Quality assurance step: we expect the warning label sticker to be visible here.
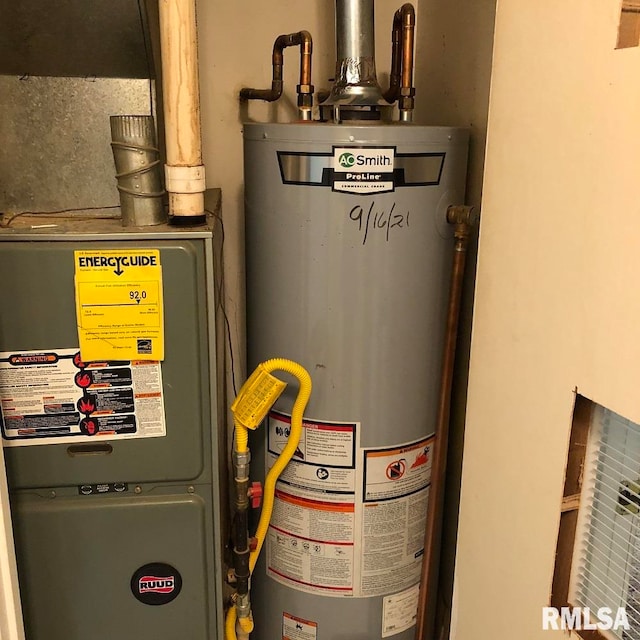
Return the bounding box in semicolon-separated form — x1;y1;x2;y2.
382;584;420;637
282;612;317;640
266;412;359;596
266;418;432;605
0;348;165;446
357;436;434;597
74;249;164;361
363;437;433;502
267;491;356;595
268;411;357;500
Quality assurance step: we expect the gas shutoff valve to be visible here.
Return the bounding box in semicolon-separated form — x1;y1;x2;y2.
249;482;263;509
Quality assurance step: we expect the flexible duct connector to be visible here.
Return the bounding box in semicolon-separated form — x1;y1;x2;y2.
109;115;167;227
226;358;312;640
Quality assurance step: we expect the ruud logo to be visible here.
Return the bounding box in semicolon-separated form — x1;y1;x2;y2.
139;576;175;594
131;563;182;606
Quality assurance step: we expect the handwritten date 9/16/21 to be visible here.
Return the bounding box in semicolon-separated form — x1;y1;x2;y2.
348;201;410;246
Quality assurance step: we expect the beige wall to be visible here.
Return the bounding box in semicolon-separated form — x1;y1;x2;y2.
452;1;640;638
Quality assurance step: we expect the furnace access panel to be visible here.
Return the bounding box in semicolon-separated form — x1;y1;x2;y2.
0;221;223;640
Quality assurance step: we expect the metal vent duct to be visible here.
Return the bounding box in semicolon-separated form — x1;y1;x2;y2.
322;0;388;108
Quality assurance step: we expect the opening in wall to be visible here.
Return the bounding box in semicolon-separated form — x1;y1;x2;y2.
552;395;640;639
617;1;640;49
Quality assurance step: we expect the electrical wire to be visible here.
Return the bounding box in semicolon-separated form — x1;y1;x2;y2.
136;0;155;117
0;206;121;228
207;208;239;397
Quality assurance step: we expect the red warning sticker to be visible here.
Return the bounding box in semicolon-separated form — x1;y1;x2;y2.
283;612;317;640
386;459;406;480
363;436;434;502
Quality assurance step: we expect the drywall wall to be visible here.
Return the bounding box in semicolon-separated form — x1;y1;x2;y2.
452;1;640;638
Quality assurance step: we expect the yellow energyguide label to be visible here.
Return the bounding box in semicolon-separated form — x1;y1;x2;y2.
74;249;164;361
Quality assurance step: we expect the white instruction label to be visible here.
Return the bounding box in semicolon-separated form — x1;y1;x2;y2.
282;612;317;640
382;584;420;637
267;417;434;601
0;348;165;446
358;436;434;596
268;411;357;501
266;412;358;595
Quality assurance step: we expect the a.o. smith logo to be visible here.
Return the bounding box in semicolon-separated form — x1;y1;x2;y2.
333;148;394;172
139;575;175;594
338;152;356;168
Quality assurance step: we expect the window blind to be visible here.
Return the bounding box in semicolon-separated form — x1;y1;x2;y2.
571;407;640;640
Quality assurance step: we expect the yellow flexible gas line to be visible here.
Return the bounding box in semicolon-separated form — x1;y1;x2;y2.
234;416;249;454
226;603;238;639
225;358;312;640
250;358;311;566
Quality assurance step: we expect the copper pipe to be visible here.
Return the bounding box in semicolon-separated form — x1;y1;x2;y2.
384;9;402;102
385;4;416;120
415;205;476;640
399;4;416;116
240;31;314;120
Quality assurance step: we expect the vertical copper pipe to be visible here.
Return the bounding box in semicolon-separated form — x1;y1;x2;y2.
400;5;415;94
299;32;313;87
384;4;416;120
398;3;415;121
415;206;475;640
384;10;402;102
296;31;314;120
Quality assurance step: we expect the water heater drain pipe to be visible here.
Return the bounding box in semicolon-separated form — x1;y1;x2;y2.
416;206;477;639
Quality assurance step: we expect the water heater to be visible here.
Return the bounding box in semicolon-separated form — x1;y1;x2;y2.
244;116;467;639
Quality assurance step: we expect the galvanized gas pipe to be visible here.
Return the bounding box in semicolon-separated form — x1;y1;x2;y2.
158;0;206;224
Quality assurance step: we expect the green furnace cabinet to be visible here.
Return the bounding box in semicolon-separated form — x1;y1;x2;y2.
0;220;224;640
